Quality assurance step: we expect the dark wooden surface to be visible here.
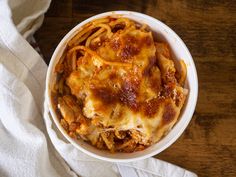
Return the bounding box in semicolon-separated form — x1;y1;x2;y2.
35;1;236;176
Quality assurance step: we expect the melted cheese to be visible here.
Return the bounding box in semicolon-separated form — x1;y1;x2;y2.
63;21;187;150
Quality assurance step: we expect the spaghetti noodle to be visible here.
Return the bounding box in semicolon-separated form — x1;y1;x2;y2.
52;17;188;152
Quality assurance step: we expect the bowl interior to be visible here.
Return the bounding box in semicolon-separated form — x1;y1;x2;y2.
46;11;198;162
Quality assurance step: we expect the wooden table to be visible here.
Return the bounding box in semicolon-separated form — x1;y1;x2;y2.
35;1;236;176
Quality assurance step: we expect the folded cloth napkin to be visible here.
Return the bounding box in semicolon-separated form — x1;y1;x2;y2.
0;0;198;177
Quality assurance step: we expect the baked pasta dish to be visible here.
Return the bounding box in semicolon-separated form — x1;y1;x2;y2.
51;17;188;152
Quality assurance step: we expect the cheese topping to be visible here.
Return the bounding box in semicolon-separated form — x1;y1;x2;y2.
52;17;187;152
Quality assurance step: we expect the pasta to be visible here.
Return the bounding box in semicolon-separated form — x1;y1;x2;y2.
51;17;188;152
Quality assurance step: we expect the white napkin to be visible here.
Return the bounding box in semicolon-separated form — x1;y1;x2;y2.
0;0;198;177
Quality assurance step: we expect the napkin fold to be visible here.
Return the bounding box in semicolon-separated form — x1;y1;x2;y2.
0;0;197;177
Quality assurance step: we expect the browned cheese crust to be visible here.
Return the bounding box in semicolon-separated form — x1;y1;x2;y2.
51;17;187;152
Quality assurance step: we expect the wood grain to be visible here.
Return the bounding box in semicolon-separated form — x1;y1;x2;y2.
35;0;236;176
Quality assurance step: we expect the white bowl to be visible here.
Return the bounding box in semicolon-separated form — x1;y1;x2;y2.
46;11;198;162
